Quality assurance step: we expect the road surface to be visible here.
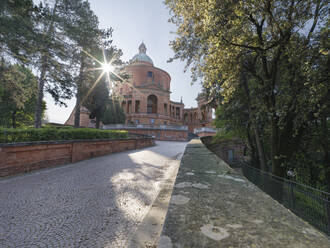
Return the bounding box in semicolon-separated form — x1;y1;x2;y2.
0;141;187;247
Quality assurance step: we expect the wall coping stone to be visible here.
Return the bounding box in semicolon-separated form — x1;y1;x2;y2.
159;138;330;247
0;137;154;147
103;124;188;131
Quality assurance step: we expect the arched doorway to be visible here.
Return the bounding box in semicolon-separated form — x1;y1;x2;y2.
147;95;157;114
194;112;197;123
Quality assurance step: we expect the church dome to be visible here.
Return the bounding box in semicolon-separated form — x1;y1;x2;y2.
131;42;153;65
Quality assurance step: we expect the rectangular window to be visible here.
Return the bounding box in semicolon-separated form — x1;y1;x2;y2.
135;100;140;113
147;71;153;78
135;119;139;124
164;103;167;115
150;118;155;124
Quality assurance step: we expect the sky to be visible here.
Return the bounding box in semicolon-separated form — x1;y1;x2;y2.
45;0;202;123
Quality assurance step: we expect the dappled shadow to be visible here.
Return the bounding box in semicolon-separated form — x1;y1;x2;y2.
0;141;186;247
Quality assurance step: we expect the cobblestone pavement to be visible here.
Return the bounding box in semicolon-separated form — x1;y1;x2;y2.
0;141;187;248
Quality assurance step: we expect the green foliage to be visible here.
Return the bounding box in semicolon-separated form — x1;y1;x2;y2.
166;0;330;188
82;46;127;128
0;63;46;128
101;99;126;125
0;127;128;143
0;0;36;64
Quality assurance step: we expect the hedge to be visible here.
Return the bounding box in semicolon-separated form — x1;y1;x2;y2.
0;128;128;143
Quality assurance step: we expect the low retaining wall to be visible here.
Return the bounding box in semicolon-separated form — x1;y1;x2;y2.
103;125;188;141
0;137;155;177
127;129;187;141
159;139;330;247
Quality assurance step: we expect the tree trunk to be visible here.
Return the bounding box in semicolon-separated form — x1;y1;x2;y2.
96;115;100;129
241;71;267;171
74;55;85;128
246;124;259;167
74;93;81;128
34;60;47;128
34;1;59;128
271;115;285;177
253;125;267;171
11;111;16;128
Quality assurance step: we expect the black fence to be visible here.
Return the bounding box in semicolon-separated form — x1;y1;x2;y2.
241;162;330;236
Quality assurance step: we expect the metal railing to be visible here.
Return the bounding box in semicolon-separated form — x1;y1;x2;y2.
241;162;330;235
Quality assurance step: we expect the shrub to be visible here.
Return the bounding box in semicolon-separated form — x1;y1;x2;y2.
0;128;128;143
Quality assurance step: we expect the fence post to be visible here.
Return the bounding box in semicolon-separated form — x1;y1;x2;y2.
290;181;295;211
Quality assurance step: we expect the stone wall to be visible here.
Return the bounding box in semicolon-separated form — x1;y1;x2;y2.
195;131;216;137
201;136;245;164
0;138;155;177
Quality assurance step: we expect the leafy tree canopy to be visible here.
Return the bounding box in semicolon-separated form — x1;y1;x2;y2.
0;63;46;128
166;0;330;187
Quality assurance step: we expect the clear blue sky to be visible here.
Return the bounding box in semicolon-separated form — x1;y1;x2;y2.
45;0;202;123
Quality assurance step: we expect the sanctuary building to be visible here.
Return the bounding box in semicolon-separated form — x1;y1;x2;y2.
66;43;216;140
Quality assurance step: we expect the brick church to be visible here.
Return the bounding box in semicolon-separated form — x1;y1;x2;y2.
66;43;215;139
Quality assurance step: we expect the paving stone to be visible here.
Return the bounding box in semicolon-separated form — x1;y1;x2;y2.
0;141;186;248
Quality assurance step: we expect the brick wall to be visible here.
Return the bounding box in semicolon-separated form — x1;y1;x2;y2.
0;138;155;177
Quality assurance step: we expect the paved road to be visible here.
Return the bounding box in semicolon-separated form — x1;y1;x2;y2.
0;141;187;248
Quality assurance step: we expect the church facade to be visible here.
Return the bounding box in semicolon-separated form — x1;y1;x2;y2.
66;43;215;138
117;42;213;132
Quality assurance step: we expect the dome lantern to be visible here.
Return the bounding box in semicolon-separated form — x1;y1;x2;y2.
131;42;153;65
139;42;147;54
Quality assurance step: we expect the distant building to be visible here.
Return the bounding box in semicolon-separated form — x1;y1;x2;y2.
65;42;215;138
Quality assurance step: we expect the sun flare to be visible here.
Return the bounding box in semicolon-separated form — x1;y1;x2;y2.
102;63;113;73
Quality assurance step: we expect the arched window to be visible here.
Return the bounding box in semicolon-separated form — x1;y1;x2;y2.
201;105;206;121
147;95;157;114
201;112;206;121
121;101;126;113
184;113;188;122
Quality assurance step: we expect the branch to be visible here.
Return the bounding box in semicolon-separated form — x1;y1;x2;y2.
306;0;322;44
222;38;263;51
265;0;284;37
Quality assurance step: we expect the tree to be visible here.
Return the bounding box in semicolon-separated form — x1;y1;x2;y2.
33;0;77;128
58;0;104;128
83;45;127;129
166;0;329;178
0;0;36;64
0;63;45;128
101;99;126;125
1;0;76;128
